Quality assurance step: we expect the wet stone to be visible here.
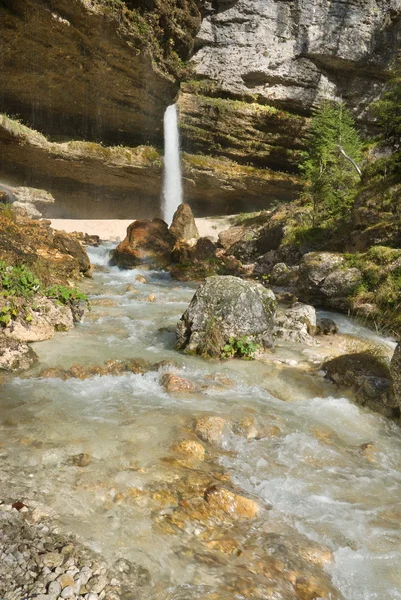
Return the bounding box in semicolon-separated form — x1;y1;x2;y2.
194;415;227;446
67;453;92;467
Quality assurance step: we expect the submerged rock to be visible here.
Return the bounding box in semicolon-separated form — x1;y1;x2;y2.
161;373;196;393
176;276;276;357
173;440;206;461
204;485;261;520
111;219;175;269
194;415;227;446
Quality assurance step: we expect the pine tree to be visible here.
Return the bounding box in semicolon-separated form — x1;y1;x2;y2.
301;101;363;226
373;62;401;172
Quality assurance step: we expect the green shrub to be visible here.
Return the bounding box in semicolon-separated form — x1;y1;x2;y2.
222;336;259;360
0;261;41;298
45;285;88;306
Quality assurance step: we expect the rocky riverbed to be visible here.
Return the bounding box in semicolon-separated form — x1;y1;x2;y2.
1;243;401;600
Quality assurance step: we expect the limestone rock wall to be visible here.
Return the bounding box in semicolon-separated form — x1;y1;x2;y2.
179;0;401;180
191;0;401;119
0;0;400;218
0;0;202;145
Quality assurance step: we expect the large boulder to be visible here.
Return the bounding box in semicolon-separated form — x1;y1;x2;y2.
1;297;74;343
170;204;199;243
297;252;362;310
111;218;175;269
176;276;277;357
322;352;397;418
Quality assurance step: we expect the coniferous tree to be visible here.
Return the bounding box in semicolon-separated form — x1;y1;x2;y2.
373;63;401;173
301;101;363;226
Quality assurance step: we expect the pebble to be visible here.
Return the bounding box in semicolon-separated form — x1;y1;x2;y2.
41;552;63;569
57;573;75;588
87;574;108;593
0;507;123;600
60;585;74;598
48;580;62;597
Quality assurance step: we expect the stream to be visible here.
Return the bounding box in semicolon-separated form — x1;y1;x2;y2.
1;244;401;600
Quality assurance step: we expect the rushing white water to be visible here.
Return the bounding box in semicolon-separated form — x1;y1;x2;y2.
1;244;401;599
162;104;183;225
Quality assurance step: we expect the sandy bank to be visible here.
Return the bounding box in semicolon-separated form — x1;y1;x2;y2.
49;216;232;242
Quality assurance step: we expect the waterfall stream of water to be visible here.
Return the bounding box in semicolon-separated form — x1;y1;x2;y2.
162;105;183;225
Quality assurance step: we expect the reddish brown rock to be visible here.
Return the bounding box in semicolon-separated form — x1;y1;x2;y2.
111;219;175;269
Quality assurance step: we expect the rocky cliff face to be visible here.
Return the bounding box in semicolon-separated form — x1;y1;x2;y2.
0;0;202;145
191;0;401;118
0;0;400;219
180;0;401;173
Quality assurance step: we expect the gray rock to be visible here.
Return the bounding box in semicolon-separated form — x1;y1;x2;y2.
86;575;108;594
48;580;62;597
191;0;400;121
316;318;338;336
60;585;74;598
274;302;317;344
40;552;63;569
176;275;277;357
0;335;38;372
270;263;295;286
323;352;397;418
297;252;362;310
390;343;401;415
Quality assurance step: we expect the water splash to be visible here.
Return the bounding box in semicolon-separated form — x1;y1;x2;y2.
162;104;183;225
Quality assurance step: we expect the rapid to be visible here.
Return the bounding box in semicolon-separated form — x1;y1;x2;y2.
1;243;401;600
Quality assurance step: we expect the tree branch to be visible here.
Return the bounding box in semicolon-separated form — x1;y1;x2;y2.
336;145;362;177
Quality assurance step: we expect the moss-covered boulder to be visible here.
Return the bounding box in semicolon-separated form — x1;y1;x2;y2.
0;210;91;284
322;352;397;418
297;252;362;310
391;343;401;410
176;275;277;357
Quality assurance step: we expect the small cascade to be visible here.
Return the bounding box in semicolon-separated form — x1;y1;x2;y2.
162;104;183;225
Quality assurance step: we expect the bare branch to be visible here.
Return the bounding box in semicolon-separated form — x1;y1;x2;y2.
336;145;362;177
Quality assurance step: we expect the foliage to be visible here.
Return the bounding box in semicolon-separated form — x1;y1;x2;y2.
0;304;18;326
222;336;259;360
0;261;88;327
0;261;41;298
373;62;401;158
344;247;401;336
300;101;363;226
45;285;89;312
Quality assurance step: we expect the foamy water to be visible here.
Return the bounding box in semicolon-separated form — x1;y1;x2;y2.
1;244;400;599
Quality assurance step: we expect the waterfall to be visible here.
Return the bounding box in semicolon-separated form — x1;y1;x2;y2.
162;104;183;225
